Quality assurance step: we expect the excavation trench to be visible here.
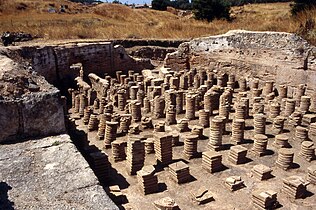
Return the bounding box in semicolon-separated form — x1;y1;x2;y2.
1;32;316;209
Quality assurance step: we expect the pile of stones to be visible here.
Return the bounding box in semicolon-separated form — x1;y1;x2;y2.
252;190;278;209
307;165;316;185
137;165;158;195
282;176;308;199
228;145;248;165
168;161;191;184
202;151;223;173
251;164;273;181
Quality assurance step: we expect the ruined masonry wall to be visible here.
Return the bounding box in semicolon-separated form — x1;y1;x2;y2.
164;30;316;94
0;89;65;142
20;42;153;85
0;41;153;142
0;53;66;142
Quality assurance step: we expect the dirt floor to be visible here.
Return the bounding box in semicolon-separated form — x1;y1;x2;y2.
70;91;316;210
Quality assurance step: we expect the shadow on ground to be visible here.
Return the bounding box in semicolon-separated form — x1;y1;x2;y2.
0;182;15;210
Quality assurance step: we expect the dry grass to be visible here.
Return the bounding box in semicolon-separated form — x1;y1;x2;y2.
292;8;316;44
0;1;315;44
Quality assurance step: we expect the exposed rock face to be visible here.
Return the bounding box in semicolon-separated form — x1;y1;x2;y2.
0;134;118;210
164;30;316;94
0;55;65;142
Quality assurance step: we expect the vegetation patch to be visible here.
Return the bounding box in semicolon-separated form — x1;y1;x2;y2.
0;1;315;44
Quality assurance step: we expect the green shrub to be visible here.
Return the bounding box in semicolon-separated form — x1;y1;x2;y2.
152;0;170;10
192;0;230;22
291;0;316;15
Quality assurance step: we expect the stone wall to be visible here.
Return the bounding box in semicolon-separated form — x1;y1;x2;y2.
127;46;177;61
112;39;186;48
0;91;66;143
164;30;316;93
8;41;153;86
0;40;157;142
0;55;65;143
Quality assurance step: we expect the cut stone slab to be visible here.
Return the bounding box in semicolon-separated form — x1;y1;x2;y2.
225;176;245;191
0;134;118;210
251;164;273;181
153;197;180;210
191;186;214;205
